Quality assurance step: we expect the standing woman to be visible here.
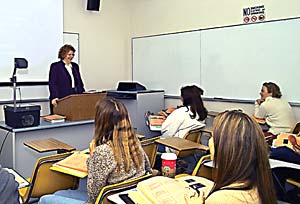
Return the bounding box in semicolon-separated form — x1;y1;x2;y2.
161;85;207;139
49;44;85;114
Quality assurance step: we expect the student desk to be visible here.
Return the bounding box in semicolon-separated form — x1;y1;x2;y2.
24;138;76;153
0;119;94;178
155;137;209;152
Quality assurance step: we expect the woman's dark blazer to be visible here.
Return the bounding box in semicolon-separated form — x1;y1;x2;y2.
49;60;85;100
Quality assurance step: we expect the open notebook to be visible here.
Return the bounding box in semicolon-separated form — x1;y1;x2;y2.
128;176;212;204
50;151;89;178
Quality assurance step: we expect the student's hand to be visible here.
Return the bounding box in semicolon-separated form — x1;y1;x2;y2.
158;111;168;119
184;191;205;204
256;98;264;105
51;98;59;107
89;139;96;156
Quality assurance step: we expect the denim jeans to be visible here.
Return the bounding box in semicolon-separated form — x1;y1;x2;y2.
38;178;88;204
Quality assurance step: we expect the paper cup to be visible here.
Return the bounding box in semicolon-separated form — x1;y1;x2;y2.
161;153;177;178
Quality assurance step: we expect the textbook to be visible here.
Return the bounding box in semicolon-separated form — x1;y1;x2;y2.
128;175;212;204
43;114;66;123
149;115;165;126
3;168;31;189
51;152;89;178
147;115;165;131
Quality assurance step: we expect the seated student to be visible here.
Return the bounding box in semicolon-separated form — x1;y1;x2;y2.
161;85;207;140
270;133;300;202
39;98;152;204
185;110;276;204
254;82;295;136
0;165;20;204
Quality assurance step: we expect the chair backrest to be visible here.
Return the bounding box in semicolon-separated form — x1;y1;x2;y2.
140;136;159;168
20;152;78;203
291;121;300;134
192;154;213;180
141;136;160;168
95;173;152;204
177;127;209;158
182;127;203;143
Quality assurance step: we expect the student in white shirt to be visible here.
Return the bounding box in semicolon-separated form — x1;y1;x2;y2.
157;85;207;173
161;85;207;140
254;82;295;135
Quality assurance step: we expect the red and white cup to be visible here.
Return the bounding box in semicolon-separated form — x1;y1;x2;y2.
161;153;177;178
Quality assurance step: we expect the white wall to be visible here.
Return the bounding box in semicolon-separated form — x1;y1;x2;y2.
64;0;132;91
130;0;300;36
129;0;300;122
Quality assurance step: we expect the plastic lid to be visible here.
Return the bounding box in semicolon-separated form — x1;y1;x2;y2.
161;152;177;160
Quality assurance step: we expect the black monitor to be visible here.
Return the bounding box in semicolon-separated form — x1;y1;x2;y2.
117;82;146;91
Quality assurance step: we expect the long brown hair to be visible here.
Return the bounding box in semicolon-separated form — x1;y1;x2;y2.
208;110;276;204
181;85;207;121
93;98;143;172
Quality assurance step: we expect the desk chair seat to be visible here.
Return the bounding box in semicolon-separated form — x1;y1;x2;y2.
95;173;152;204
19;152;78;204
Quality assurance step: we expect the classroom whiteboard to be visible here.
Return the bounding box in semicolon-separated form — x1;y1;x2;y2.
132;18;300;103
133;31;201;96
201;18;300;102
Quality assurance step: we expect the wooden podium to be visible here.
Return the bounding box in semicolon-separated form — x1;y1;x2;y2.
53;92;106;121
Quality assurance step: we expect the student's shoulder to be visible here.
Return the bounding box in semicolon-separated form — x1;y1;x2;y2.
206;188;258;204
94;144;114;157
170;106;188;114
268;97;290;107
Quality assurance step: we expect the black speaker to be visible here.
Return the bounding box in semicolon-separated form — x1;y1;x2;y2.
87;0;101;11
117;82;146;91
4;105;41;128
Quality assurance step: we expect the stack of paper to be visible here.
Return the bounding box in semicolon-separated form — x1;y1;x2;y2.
43;114;66;123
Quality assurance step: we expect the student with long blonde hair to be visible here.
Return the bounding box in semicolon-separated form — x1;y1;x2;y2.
186;110;276;204
39;98;151;204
